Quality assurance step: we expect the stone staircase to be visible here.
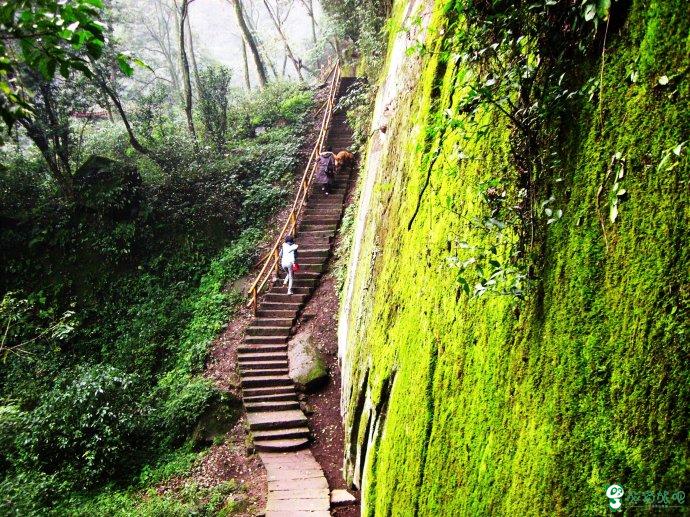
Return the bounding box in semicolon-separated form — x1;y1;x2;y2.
240;77;357;453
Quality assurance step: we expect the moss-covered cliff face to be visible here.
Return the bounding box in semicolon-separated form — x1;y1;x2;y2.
339;0;689;514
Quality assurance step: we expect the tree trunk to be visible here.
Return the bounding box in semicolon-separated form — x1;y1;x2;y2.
185;14;202;94
331;37;343;64
261;0;304;81
156;0;182;97
297;0;317;44
241;39;251;90
19;118;75;200
177;0;198;142
242;7;279;79
90;70;150;157
230;0;267;89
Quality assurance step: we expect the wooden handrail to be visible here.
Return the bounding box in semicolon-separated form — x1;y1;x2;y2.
246;64;342;314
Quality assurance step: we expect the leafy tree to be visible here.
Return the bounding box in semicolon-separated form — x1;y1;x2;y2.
0;1;152;198
0;0;109;134
197;66;231;152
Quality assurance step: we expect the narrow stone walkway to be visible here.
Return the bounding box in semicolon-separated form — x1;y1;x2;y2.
238;76;357;514
261;450;330;516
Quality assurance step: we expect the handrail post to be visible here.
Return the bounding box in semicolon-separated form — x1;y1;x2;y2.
274;248;280;275
290;212;297;236
252;288;257;315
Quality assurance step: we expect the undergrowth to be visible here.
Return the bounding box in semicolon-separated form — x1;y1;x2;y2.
0;82;314;514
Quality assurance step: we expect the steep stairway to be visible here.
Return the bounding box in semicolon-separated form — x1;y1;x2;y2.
240;77;357;454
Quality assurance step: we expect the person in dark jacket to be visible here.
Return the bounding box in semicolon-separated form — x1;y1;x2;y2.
315;146;336;194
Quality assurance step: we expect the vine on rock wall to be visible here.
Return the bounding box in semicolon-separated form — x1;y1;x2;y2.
409;0;627;298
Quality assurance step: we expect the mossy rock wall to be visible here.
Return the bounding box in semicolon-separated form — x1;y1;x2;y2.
339;0;690;514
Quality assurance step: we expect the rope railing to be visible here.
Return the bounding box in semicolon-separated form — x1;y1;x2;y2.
246;63;342;314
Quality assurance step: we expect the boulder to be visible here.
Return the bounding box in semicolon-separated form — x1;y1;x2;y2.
288;332;329;392
192;392;242;448
74;155;141;218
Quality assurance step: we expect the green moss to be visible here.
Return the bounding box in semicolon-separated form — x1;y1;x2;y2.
295;355;328;388
341;0;690;515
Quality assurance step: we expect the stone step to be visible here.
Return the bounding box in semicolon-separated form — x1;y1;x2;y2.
247;409;308;430
238;352;287;362
239;360;289;370
259;301;303;312
311;188;346;196
302;211;342;218
309;195;345;203
243;385;295;397
294;236;332;246
251;318;295;328
304;199;344;206
251;426;310;441
287;270;321;279
246;326;292;337
244;335;288;345
264;293;308;303
304;202;345;209
298;263;324;273
238;343;288;354
254;437;310;452
240;367;289;377
268;286;311;295
310;188;345;196
302;209;343;217
301;216;341;225
295;230;335;238
265;497;329;512
272;277;316;287
295;248;330;258
241;375;294;389
300;222;338;230
257;308;300;319
304;205;343;212
296;258;326;265
243;392;296;403
245;400;300;412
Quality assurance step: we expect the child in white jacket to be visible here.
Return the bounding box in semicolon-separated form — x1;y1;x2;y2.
280;235;298;295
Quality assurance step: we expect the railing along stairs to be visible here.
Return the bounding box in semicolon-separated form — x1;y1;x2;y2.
246;64;342;314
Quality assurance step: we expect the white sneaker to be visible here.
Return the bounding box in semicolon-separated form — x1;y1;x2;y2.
287;290;293;295
282;277;288;285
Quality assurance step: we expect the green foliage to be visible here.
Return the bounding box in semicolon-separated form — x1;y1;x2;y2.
0;0;106;130
56;479;247;517
322;0;393;77
0;0;140;146
0;79;314;512
336;80;376;154
0;291;76;362
17;365;146;489
341;0;689;514
198;66;232;152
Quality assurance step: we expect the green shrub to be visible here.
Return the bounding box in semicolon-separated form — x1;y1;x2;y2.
18;365;148;489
